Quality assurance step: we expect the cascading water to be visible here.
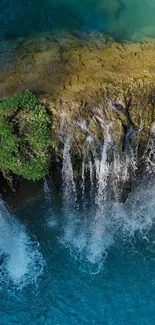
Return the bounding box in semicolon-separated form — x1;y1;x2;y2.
1;120;155;324
95;123;112;204
89;159;94;196
61;118;155;270
61;137;78;248
145;123;155;172
44;178;58;228
81;151;86;199
62;136;77;208
0;199;44;287
44;178;52;202
87;123;114;265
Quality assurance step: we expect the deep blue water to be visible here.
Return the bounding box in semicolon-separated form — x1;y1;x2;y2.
1;187;155;324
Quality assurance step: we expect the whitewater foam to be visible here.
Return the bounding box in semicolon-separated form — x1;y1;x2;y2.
0;200;44;288
61;119;155;270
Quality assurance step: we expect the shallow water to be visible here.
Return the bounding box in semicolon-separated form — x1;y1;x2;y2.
0;0;155;41
1;183;155;324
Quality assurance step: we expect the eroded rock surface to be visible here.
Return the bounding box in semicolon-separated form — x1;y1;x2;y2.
1;32;155;183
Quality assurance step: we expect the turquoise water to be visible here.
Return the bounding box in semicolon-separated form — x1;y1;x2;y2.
1;1;155;323
1;183;155;324
1;0;155;41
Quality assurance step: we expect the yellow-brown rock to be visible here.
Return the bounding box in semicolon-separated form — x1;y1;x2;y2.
1;32;155;153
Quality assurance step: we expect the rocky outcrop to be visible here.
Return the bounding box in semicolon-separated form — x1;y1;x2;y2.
1;32;155;189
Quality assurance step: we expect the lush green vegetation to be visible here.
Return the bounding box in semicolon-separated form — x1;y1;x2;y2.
0;90;51;180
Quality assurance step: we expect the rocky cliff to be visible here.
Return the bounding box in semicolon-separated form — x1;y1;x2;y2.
1;32;155;191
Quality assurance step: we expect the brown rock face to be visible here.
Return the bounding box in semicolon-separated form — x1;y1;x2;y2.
1;32;155;172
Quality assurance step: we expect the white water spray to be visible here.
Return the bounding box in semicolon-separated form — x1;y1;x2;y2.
61;137;78;246
62;137;76;207
96;123;112;205
0;199;44;287
89;159;94;195
81;151;86;198
87;124;113;264
144;123;155;172
61;117;155;269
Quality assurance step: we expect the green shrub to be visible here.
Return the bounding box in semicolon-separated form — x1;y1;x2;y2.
0;90;51;180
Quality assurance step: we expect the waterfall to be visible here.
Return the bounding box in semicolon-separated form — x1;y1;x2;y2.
61;137;78;246
89;159;94;196
87;124;113;264
112;152;130;201
44;178;58;228
60;117;155;269
145;123;155;172
0;199;44;286
95;124;112;205
44;178;51;202
81;152;86;199
62;137;76;207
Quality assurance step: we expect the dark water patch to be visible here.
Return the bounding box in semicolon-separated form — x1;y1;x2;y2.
0;0;155;42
